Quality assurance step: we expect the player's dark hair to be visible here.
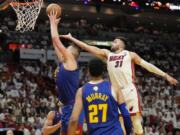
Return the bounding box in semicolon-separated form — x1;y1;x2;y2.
88;58;104;77
71;45;81;58
116;36;127;48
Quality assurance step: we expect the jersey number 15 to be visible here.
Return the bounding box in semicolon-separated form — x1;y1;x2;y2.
88;104;108;123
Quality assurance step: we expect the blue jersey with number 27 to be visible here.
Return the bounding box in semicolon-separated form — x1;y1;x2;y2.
82;81;124;135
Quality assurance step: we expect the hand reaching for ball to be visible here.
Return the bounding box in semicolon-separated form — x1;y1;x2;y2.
46;3;62;25
48;10;61;25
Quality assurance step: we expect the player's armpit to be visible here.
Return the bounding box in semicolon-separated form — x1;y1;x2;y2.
52;37;74;61
68;88;83;135
53;44;63;62
129;52;141;65
42;111;61;135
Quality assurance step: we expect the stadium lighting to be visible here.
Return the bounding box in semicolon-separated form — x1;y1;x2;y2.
145;2;149;6
84;0;88;5
169;4;180;11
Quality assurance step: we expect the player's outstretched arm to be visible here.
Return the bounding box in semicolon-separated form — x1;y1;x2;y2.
68;88;83;135
130;52;179;86
42;111;61;135
48;11;74;62
60;33;110;59
113;84;132;135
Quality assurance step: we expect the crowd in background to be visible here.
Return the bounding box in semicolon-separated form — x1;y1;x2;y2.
0;12;180;135
0;14;180;50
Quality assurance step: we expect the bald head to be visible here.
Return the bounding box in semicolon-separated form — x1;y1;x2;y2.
6;130;14;135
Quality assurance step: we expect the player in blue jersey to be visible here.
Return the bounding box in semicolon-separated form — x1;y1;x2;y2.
68;58;132;135
42;102;62;135
48;10;84;135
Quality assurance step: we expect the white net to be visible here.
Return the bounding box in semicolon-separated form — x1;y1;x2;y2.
10;0;43;33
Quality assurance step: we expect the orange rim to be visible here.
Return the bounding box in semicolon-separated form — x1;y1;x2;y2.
2;4;9;10
10;0;41;6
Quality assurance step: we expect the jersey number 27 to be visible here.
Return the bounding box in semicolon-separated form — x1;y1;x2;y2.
88;104;108;123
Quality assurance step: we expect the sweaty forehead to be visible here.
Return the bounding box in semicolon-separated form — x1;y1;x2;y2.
114;39;120;42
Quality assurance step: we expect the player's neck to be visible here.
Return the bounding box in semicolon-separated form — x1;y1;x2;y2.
114;48;124;54
89;77;103;83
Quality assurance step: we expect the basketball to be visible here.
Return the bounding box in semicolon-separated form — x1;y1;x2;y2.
0;0;13;10
46;3;62;18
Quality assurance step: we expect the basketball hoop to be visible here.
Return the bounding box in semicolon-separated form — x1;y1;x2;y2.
10;0;43;33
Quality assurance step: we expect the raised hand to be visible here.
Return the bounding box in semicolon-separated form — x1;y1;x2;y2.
48;10;61;25
165;74;179;86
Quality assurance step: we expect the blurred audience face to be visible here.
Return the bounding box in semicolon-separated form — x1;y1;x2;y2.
168;132;173;135
175;131;180;135
6;130;14;135
41;112;45;118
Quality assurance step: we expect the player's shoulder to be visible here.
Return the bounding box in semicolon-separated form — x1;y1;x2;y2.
122;50;131;54
101;49;110;56
104;80;112;89
127;51;136;54
81;82;90;92
128;51;138;59
101;49;110;53
103;80;111;85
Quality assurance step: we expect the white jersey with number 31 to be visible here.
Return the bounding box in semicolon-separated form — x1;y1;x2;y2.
107;50;135;88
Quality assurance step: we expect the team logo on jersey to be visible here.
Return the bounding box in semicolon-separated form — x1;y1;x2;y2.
129;106;134;112
93;86;98;91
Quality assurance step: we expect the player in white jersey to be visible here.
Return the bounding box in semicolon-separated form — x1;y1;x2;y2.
60;34;178;135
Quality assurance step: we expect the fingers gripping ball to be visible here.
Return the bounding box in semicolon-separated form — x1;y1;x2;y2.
46;3;62;18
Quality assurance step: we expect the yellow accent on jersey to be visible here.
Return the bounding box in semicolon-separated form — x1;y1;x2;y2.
89;105;98;123
88;104;108;123
99;104;108;122
86;93;109;103
54;66;60;81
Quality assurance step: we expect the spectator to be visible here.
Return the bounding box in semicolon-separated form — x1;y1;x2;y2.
6;130;14;135
39;112;46;127
20;123;30;135
34;126;41;135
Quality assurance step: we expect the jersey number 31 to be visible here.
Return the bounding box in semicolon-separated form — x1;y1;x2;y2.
88;104;108;123
115;60;123;68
